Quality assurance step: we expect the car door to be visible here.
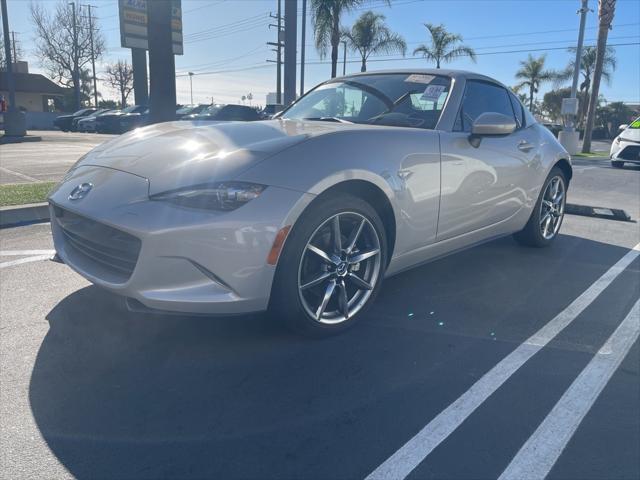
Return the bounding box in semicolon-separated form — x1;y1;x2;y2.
437;80;538;240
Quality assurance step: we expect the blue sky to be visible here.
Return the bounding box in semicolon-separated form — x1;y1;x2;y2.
5;0;640;106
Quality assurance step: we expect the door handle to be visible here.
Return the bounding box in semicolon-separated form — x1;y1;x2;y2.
518;141;534;152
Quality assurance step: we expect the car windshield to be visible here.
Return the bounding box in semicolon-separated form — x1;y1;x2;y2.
629;117;640;129
72;108;92;116
282;73;452;130
202;104;225;115
122;105;141;113
176;105;196;114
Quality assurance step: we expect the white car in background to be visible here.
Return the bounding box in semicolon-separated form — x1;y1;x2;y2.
610;117;640;168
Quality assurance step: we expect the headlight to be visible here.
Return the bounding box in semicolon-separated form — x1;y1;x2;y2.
150;182;267;211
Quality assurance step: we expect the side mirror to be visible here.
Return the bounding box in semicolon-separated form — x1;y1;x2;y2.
468;112;517;148
471;112;517;136
618;124;628;131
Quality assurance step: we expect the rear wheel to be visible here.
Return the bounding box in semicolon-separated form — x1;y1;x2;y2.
270;193;387;336
514;167;567;247
611;160;624;168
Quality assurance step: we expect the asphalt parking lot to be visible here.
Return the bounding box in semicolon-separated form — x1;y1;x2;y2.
1;156;639;479
0;131;116;184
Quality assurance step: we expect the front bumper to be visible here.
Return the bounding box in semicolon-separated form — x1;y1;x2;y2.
50;166;313;315
610;140;640;164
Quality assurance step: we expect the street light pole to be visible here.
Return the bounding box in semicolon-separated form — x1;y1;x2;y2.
1;0;26;136
69;1;81;110
82;4;99;107
188;72;194;104
300;0;306;96
558;0;590;155
342;40;347;76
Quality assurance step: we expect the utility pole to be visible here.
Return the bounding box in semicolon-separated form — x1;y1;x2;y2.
267;0;283;105
342;40;347;76
558;0;589;155
1;0;26;135
69;1;81;110
188;72;194;104
283;0;297;106
82;4;99;107
300;0;306;96
10;31;17;62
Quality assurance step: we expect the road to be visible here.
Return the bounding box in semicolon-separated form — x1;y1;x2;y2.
1;157;639;479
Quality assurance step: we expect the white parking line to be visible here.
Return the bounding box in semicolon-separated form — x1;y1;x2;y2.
0;250;56;256
0;166;40;183
0;254;54;269
366;243;640;480
498;297;640;480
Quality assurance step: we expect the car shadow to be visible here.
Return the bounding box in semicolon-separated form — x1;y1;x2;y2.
28;234;633;479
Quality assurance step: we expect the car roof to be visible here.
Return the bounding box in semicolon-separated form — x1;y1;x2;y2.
335;68;507;89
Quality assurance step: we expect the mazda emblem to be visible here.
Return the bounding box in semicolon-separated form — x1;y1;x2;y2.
68;183;93;201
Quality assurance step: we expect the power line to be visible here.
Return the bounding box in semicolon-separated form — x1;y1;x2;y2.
176;41;640;78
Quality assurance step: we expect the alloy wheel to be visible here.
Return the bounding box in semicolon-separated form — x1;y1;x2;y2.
539;176;566;240
297;212;382;324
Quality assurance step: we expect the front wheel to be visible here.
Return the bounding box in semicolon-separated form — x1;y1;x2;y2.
269;193;387;337
514;167;567;247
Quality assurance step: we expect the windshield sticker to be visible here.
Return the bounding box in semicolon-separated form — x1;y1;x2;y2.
405;74;435;84
420;84;446;101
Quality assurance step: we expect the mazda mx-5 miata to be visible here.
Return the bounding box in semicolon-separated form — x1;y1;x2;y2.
49;70;571;335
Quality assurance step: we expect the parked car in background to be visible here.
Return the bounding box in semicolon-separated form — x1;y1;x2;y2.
542;122;563;138
95;105;147;134
182;104;260;122
176;104;210;120
74;109;111;132
118;108;150;133
49;69;571;336
53;108;97;132
610;117;640;168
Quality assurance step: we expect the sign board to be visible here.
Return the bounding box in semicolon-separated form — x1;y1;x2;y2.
561;97;579;116
119;0;183;55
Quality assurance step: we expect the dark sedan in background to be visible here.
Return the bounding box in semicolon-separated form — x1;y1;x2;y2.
95;105;147;134
182;104;260;122
53;108;97;132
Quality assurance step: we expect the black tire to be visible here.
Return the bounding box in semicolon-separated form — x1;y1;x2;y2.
611;160;624;168
269;193;388;337
514;166;567;248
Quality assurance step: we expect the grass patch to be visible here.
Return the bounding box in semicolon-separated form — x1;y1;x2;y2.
572;151;609;158
0;182;56;207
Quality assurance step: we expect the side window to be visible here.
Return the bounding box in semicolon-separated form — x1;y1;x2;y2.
216;106;235;121
509;91;525;129
455;80;516;132
239;107;259;121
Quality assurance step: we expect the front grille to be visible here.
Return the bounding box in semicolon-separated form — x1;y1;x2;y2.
54;206;141;281
619;145;640;161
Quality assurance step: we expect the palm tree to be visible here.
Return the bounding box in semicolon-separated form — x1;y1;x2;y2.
515;54;557;112
559;46;616;123
583;0;617;153
342;11;406;72
311;0;389;78
412;23;476;69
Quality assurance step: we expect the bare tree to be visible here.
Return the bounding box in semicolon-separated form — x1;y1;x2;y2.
104;61;134;108
30;1;105;110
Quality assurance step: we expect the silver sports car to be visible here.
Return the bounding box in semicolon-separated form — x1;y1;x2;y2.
49;70;571;335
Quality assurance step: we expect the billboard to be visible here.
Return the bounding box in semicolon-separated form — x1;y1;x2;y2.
119;0;183;55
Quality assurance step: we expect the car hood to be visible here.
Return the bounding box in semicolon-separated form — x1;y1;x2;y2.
76;119;350;194
619;127;640;142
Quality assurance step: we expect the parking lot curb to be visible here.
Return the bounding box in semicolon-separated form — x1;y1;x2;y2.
0;202;50;228
0;135;43;144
